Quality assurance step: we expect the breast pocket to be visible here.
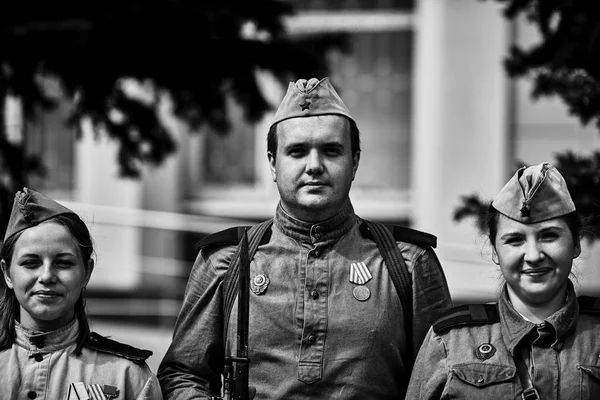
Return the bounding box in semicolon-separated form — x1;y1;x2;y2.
446;363;516;400
578;364;600;399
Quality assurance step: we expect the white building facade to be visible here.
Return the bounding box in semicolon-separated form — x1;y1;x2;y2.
9;0;600;314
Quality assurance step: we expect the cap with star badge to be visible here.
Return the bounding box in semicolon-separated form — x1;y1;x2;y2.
3;187;78;242
492;162;576;223
270;77;356;129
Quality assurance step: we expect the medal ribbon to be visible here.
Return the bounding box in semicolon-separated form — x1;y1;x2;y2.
350;262;372;285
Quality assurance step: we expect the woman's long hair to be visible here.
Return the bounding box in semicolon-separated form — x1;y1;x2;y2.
0;214;94;354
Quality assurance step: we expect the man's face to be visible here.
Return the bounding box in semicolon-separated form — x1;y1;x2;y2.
268;115;360;222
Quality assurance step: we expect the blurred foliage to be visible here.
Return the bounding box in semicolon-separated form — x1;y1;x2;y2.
456;1;600;239
491;0;600;129
454;152;600;239
0;0;349;236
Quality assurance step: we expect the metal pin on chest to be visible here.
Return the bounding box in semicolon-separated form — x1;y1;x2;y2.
250;274;269;295
475;343;496;361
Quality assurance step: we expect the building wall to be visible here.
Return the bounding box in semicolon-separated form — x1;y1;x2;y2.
9;0;598;305
68;0;600;300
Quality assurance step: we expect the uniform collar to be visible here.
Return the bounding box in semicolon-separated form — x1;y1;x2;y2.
274;201;356;243
15;318;78;353
498;279;578;355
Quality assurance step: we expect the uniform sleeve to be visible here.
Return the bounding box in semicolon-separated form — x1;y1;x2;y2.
157;248;230;399
138;372;165;400
405;327;449;400
411;247;452;359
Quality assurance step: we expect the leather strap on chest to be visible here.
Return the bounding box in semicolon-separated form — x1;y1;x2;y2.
220;218;414;362
222;219;273;341
514;346;540;400
361;220;413;351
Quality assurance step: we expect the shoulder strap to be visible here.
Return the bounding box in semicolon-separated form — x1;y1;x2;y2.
361;220;412;318
514;346;540;400
195;226;251;253
361;220;413;365
433;304;500;333
84;332;152;364
578;296;600;313
384;224;437;248
222;219;274;340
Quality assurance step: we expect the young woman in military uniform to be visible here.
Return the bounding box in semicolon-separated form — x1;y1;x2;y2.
0;188;163;399
406;162;600;400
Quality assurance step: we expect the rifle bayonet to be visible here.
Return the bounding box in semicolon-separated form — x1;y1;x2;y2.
235;229;251;399
224;229;251;400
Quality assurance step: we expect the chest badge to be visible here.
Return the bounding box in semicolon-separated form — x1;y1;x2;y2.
475;343;496;361
66;383;119;399
250;274;270;295
349;262;372;301
101;385;119;399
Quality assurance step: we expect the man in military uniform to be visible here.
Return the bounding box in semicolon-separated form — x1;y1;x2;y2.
158;77;452;399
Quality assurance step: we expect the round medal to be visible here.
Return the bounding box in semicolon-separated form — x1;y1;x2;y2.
353;285;371;301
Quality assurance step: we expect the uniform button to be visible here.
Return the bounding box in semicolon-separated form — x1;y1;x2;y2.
27;391;37;399
34;353;43;362
308;335;316;345
311;290;319;300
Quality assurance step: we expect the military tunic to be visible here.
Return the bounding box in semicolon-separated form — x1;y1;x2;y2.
406;280;600;399
0;318;163;400
159;202;452;400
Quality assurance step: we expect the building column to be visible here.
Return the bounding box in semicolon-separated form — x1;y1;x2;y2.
411;0;510;301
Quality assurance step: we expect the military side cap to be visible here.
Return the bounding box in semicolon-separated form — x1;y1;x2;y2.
270;77;355;129
492;162;576;223
4;187;77;242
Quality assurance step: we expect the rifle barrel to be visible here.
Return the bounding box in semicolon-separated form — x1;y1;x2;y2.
235;230;251;399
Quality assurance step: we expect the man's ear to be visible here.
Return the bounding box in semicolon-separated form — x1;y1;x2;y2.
1;259;13;290
268;152;277;182
351;151;361;181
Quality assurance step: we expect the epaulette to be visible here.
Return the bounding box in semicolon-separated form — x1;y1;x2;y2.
578;296;600;313
360;222;437;248
84;332;152;363
195;225;272;253
433;304;499;333
195;226;251;253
